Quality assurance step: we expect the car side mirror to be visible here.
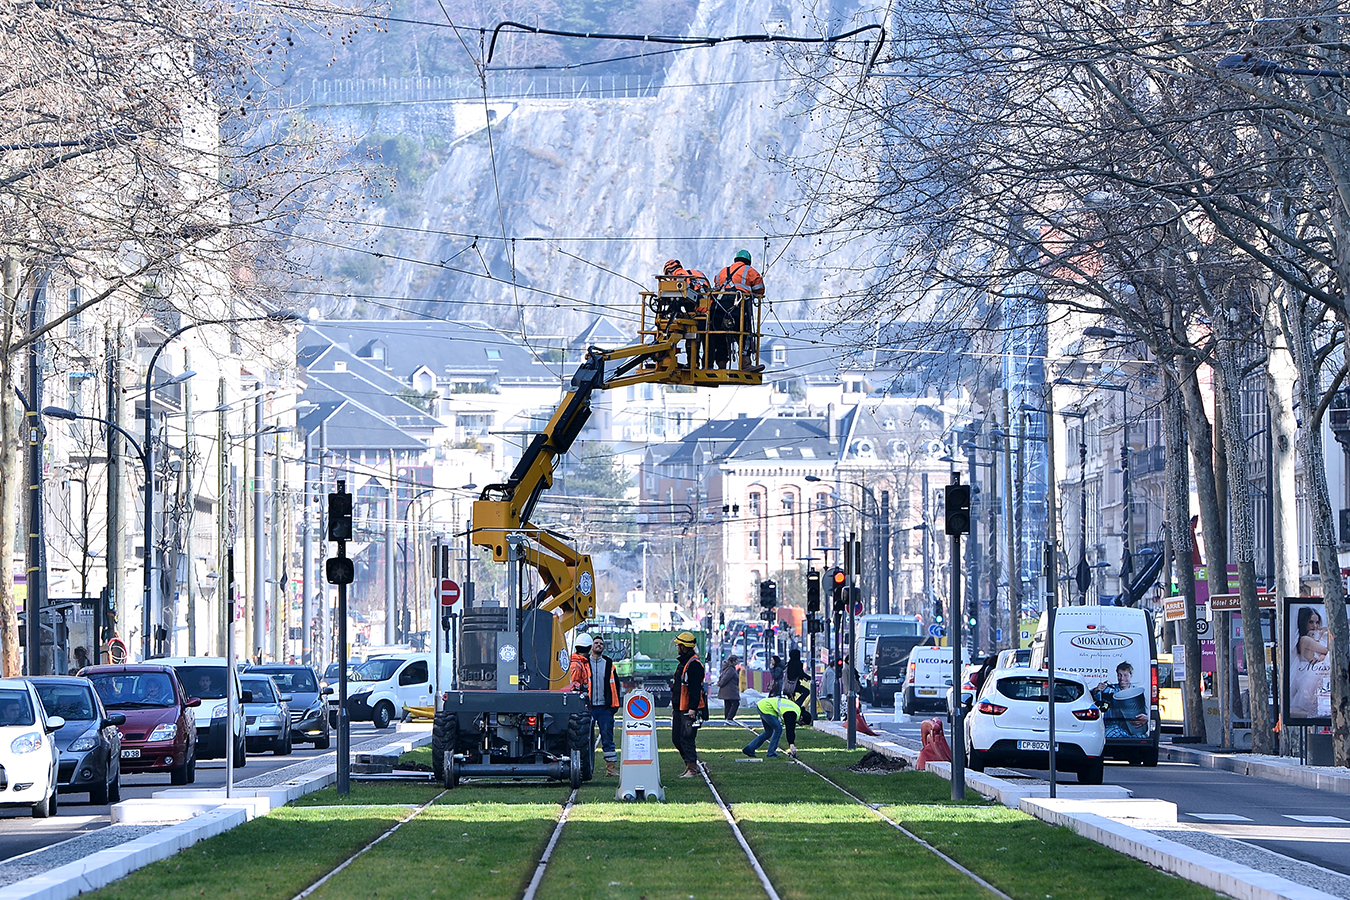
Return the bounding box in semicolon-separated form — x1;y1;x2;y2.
279;694;293;703
240;690;253;703
45;716;65;732
322;686;334;696
185;697;202;708
104;713;127;727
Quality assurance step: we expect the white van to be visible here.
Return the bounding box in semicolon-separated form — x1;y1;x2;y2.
900;645;970;716
1030;606;1160;765
346;653;444;729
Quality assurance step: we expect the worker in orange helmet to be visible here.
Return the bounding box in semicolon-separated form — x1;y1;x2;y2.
712;249;765;368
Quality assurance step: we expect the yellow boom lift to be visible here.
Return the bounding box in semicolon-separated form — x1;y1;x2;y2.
432;273;762;787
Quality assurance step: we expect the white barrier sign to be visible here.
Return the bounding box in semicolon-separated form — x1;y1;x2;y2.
617;689;664;802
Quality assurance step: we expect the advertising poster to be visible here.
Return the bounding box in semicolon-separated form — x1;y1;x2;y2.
1283;598;1337;726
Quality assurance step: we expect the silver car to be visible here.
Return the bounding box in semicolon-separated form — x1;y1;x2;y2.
240;675;291;755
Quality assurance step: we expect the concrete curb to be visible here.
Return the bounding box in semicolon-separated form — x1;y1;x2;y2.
1161;745;1350;794
812;722;1340;900
2;728;432;900
1022;800;1342;900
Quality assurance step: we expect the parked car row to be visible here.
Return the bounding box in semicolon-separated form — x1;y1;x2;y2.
0;658;345;818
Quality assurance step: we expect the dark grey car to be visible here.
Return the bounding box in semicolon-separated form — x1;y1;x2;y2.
249;665;332;749
30;676;124;804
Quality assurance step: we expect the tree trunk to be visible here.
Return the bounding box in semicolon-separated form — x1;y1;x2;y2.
1263;284;1301;755
1178;362;1228;744
1287;302;1350;765
1165;367;1206;738
1212;326;1276;754
0;256;23;676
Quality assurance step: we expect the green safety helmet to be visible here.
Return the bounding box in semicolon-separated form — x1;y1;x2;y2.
734;249;752;264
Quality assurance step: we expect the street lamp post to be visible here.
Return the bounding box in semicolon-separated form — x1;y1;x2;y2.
141;310;300;660
806;475;884;614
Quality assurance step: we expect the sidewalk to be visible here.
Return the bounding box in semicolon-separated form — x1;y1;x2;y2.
0;727;432;900
1160;742;1350;794
817;721;1350;900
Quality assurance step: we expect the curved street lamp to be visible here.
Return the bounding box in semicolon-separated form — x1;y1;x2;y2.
142;309;302;659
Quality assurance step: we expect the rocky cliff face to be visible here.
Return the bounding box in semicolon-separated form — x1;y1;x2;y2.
300;0;875;338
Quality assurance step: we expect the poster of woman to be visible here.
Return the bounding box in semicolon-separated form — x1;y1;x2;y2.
1283;599;1333;725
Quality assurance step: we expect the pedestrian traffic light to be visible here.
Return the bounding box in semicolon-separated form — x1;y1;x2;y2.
806;568;821;613
944;482;971;535
327;488;353;541
759;579;777;609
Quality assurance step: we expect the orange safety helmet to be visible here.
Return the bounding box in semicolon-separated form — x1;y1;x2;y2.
664;259;683;275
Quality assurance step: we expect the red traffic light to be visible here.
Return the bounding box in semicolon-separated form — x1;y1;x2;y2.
831;568;847;587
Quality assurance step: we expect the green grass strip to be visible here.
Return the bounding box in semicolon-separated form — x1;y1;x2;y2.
81;806;411;900
883;803;1220;900
697;729;991;900
533;741;767;900
292;781;445;807
304;803;564;900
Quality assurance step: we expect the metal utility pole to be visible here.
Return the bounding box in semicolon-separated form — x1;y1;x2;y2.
302;446;314;666
846;533;859;749
105;330;124;664
184;349;196;656
1003;390;1018;640
1045;540;1059;798
921;473;932;610
947;473;968;801
880;491;891;616
252;386;266;663
216;378;228;657
225;548;237;796
386;458;397;645
272;447;283;659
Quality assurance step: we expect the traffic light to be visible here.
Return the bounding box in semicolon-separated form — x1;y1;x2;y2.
933;599;944;625
830;567;847;611
806;568;821;613
759;579;778;609
327;488;353;541
944;482;971;535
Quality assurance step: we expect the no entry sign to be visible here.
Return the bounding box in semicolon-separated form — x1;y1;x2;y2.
440;579;461;606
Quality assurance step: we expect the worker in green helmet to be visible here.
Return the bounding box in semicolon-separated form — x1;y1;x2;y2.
713;250;765;369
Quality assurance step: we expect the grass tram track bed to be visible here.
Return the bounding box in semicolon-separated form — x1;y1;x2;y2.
80;724;1220;900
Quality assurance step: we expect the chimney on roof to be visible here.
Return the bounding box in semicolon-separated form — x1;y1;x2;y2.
827;403;837;443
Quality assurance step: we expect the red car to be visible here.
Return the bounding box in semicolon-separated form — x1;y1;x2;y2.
82;665;199;785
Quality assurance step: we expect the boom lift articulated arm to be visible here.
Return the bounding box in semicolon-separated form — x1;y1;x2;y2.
471;276;764;639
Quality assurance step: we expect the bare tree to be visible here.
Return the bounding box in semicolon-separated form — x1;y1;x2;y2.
0;0;373;674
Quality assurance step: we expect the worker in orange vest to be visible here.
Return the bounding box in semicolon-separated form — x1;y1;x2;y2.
712;249;764;368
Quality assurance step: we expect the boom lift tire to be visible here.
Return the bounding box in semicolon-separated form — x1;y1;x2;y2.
569;750;583;789
432;706;458;784
566;709;594;782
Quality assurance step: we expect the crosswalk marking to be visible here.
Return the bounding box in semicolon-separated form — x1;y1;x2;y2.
1187;813;1252;822
1283;815;1349;824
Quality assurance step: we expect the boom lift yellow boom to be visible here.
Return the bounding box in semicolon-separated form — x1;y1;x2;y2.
434;274;761;788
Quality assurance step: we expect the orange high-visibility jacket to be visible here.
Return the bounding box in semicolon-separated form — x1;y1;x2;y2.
713;261;765;298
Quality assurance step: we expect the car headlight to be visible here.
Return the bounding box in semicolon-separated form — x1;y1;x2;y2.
11;731;43;754
69;730;100;752
148;723;177;742
259;714;283;726
212;701;229;718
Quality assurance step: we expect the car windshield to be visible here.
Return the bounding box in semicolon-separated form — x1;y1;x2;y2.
0;689;36;726
35;684;96;721
176;666;227;700
255;669;316;693
241;678;276;703
353;658;403;682
89;673;177;708
995;676;1084;702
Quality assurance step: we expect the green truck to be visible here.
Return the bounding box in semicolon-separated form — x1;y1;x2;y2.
599;628;706;707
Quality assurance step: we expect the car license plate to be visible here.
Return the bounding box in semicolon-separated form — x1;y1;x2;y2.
881;678;900;684
918;688;937;696
1016;740;1056;751
121;748;141;759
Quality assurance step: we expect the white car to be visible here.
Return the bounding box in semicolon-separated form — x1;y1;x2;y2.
963;668;1106;784
0;678;65;817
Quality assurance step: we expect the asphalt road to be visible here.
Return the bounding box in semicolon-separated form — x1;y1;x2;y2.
0;722;386;862
865;709;1350;879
